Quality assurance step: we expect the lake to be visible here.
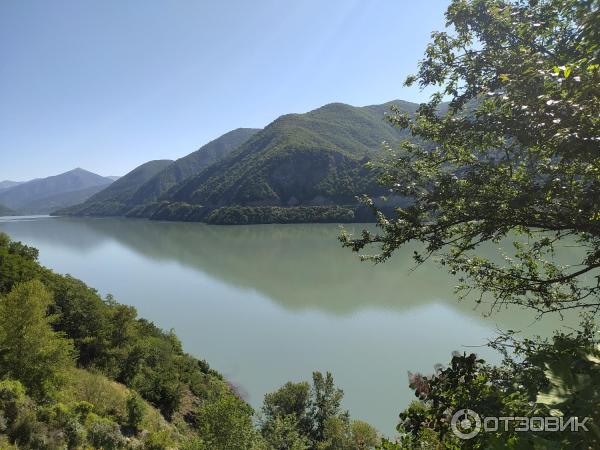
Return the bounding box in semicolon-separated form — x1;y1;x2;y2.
0;216;576;435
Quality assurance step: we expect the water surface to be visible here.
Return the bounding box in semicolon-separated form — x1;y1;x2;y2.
0;216;575;435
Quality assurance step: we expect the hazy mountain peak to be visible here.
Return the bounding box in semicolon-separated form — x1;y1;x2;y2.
0;168;115;214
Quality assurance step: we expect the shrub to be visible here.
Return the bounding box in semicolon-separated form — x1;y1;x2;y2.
126;392;147;432
87;416;127;450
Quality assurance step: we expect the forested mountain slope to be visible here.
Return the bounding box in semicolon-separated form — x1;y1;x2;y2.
130;128;261;205
168;101;415;208
57;160;174;216
58;100;418;223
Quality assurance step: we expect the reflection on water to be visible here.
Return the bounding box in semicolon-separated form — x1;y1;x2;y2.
0;216;580;435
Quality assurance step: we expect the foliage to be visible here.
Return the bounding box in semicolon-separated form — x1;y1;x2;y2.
316;417;380;450
0;280;75;399
193;395;259;449
311;372;346;443
144;430;175;450
341;0;600;316
86;415;127;450
259;372;379;449
166;102;413;209
126;392;146;432
261;414;311;450
206;206;356;225
0;232;249;447
262;381;312;437
390;324;600;449
0;232;229;420
131;128;261;204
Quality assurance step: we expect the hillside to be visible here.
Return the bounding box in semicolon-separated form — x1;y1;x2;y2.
0;181;23;192
0;168;114;214
59;128;260;217
18;185;114;214
57;160;174;216
59;100;416;223
0;232;247;448
130;128;261;205
167;101;414;209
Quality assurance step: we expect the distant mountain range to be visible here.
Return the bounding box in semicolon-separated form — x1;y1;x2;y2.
57;100;418;223
63;128;260;217
0;168;115;214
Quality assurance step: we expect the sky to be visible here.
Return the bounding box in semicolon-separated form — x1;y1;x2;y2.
0;0;451;181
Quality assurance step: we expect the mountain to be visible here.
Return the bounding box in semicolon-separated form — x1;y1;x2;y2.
129;128;260;205
59;128;260;216
56;160;174;216
0;180;24;192
167;101;415;209
0;204;15;216
0;168;114;214
59;100;418;223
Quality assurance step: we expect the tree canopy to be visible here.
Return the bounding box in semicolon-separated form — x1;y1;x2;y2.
0;280;74;399
341;0;600;316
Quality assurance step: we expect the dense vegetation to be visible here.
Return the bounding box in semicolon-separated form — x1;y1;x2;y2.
167;102;414;209
129;128;261;205
126;202;359;224
341;0;600;448
0;168;115;215
0;233;379;449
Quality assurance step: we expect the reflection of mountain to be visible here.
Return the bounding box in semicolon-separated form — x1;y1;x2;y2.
0;217;580;333
18;217;457;311
0;216;110;253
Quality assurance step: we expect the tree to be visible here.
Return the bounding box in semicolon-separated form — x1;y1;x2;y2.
350;420;381;449
261;415;311;450
260;373;373;448
317;417;380;450
384;325;600;449
261;381;312;437
341;0;600;316
126;392;146;432
310;372;347;443
0;280;74;399
194;395;259;449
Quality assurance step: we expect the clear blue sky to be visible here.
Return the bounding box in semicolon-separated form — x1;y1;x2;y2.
0;0;450;181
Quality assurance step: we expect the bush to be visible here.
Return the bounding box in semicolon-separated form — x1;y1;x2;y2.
126;392;146;432
87;416;127;450
64;418;87;449
194;395;258;449
144;430;174;450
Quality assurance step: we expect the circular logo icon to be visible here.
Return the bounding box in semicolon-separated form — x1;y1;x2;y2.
451;409;481;440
